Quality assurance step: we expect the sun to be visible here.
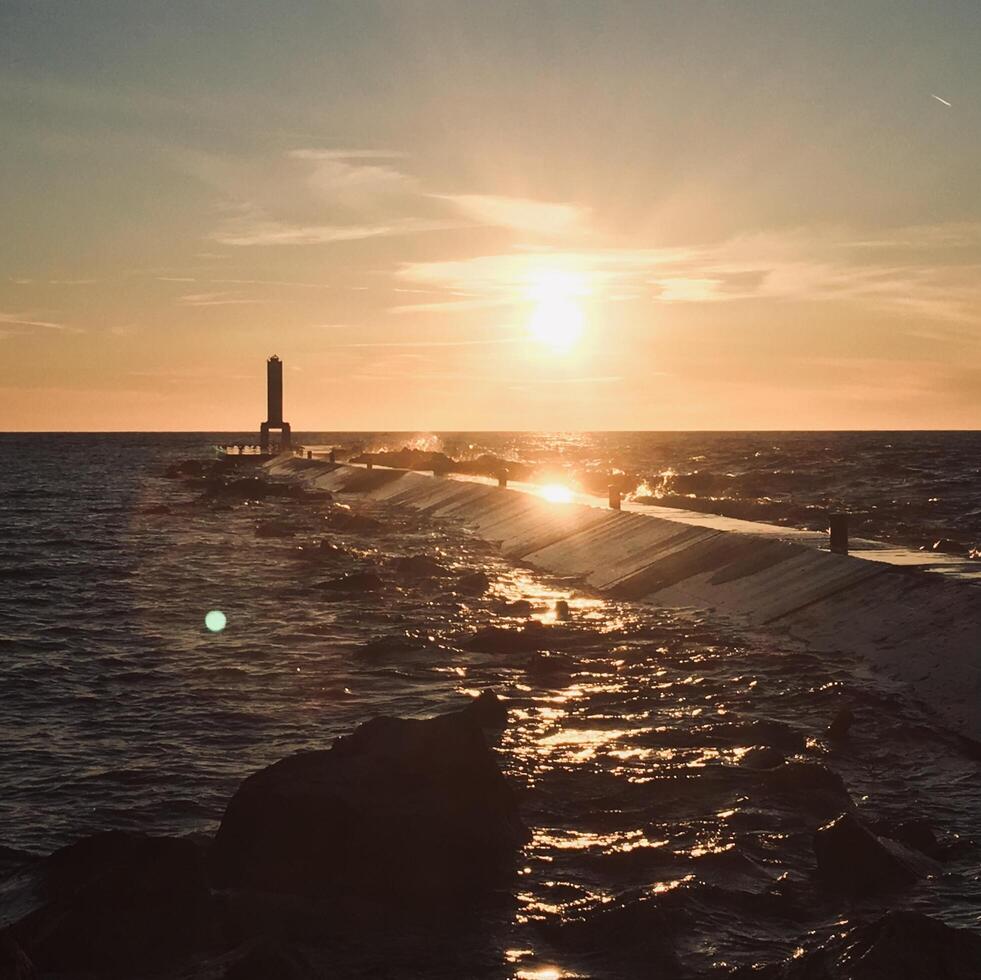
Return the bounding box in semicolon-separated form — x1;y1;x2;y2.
540;482;574;503
525;269;588;352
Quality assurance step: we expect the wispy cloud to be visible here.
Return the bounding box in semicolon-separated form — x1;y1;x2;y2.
178;291;263;307
394;225;981;326
212;216;455;247
435;193;589;237
0;312;80;334
327;336;523;349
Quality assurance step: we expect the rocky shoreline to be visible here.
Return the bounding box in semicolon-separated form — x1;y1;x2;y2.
2;458;979;979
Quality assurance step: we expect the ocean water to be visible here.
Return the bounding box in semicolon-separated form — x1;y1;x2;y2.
1;431;979;976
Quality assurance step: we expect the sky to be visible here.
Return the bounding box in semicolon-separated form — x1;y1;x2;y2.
2;0;980;431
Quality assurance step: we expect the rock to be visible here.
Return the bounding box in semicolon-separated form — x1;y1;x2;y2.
468;622;554;654
554;599;571;621
0;935;36;980
223;939;315;980
10;831;214;975
734;719;806;754
458;690;510;729
524;652;575;685
456;570;491;595
495;599;534;617
740;745;786;770
813;813;929;894
256;520;299;538
212;706;528;905
827;706;854;741
200;477;272;503
765;761;853;818
321;571;384;593
730;910;981;979
164;459;215;479
870;817;940;858
535;887;686;972
325;510;382;534
390;555;444;580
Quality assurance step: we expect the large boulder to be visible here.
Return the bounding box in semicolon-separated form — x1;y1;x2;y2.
730;910;981;978
0;934;36;980
813;813;933;895
9;831;215;975
211;697;527;905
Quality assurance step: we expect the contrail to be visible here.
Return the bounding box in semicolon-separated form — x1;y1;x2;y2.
931;94;953;107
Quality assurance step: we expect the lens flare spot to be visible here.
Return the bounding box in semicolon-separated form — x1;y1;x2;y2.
205;609;227;632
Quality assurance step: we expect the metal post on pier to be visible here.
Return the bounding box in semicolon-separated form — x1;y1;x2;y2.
829;513;849;555
608;485;621;510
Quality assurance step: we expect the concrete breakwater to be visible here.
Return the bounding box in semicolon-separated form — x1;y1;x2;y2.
265;455;981;742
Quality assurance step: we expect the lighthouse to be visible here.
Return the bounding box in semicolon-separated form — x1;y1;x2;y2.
259;355;291;452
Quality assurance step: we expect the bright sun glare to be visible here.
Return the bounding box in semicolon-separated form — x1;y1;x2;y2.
540;483;574;503
526;269;587;352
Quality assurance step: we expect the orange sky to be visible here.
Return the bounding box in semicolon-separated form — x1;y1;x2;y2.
2;1;980;430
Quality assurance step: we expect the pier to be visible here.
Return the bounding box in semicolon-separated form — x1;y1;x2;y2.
263;455;981;742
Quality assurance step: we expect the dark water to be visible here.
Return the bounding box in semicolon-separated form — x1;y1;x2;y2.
1;432;979;977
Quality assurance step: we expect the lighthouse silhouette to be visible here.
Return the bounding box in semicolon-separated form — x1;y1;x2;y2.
259;355;291;452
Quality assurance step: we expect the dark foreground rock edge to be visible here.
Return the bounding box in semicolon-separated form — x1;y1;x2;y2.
0;692;528;978
2;687;981;978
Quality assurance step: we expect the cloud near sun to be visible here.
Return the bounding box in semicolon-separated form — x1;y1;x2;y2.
198;147;981;332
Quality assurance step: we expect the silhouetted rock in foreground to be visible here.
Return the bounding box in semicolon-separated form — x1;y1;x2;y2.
10;831;214;975
730;910;981;979
223;938;315;980
813;812;931;894
0;935;36;980
212;698;527;904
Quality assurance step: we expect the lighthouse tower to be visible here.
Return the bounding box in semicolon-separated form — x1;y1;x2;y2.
259;355;291;452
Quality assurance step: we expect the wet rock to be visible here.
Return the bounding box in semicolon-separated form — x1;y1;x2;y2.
10;831;214;975
765;761;853;818
456;570;491;595
320;571;384;593
468;622;553;654
325;509;382;534
495;598;534;617
390;554;445;580
200;477;276;503
535;887;686;972
870;817;940;858
212;705;528;904
733;719;806;754
256;520;300;538
827;706;854;741
458;690;510;729
524;652;575;685
813;812;931;894
0;934;36;980
730;910;981;979
740;745;786;770
164;458;215;479
356;631;432;657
